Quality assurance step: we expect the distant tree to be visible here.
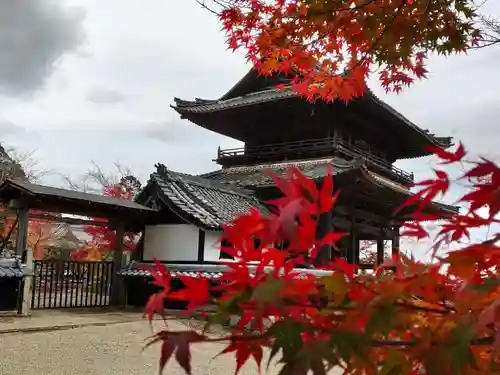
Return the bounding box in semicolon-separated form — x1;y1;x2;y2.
0;146;60;259
4;146;51;183
476;15;500;49
62;160;142;197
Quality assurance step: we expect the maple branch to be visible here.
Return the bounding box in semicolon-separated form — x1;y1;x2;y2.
471;14;500;50
195;0;220;16
302;1;406;72
287;299;452;315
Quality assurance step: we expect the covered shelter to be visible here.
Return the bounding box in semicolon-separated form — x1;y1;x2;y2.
0;178;160;315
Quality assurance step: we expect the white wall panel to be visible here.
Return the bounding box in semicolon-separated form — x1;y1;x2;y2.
204;231;222;261
143;224;199;261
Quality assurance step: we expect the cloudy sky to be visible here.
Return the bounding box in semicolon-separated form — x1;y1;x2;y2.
1;0;498;182
0;0;499;250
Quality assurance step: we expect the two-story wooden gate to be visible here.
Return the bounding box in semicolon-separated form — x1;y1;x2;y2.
31;260;114;309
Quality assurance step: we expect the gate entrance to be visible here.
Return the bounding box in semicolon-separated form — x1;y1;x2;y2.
0;178;158;315
32;260;114;309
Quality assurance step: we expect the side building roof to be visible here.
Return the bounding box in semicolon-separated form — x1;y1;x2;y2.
136;164;269;230
200;157;459;218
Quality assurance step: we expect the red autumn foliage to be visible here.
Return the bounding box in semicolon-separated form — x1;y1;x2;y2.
215;0;481;101
72;184;137;261
143;143;500;375
1;208;61;259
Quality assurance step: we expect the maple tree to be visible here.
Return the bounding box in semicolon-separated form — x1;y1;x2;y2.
141;141;500;375
0;208;63;260
196;0;485;101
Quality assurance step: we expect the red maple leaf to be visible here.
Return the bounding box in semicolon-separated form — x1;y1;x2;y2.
218;337;268;375
141;259;172;321
167;274;211;312
395;169;449;215
425;142;466;164
145;330;205;374
463;158;500;180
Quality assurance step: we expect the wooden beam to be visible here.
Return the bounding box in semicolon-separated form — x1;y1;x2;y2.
334;205;386;225
197;229;206;262
333;215;396;238
0;209;111;227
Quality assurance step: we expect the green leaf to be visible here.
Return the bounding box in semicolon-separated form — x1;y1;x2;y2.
329;331;369;364
447;320;479;373
277;342;330;375
267;319;305;368
364;299;398;336
379;350;410;375
467;276;500;293
278;360;309;375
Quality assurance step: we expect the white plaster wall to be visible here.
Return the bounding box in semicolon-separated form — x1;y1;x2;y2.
204;231;222;261
143;224;199;261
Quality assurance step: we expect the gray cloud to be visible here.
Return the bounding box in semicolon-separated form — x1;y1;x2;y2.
139;119;241;149
86;87;125;105
0;118;24;136
0;0;86;96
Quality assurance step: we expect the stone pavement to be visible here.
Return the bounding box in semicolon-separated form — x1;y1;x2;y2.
0;309;343;375
0;308;145;334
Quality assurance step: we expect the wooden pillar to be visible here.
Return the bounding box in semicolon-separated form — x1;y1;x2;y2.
15;208;28;257
392;226;400;256
346;229;359;265
15;207;32;315
376;232;385;266
110;223;125;306
314;211;333;266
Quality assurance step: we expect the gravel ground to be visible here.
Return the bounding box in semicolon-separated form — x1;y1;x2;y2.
0;318;343;375
0;319;261;375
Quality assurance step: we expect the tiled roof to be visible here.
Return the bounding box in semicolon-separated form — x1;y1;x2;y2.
361;168;459;214
120;262;224;279
173;89;296;113
201;157;357;188
201;159;458;216
172;84;452;151
150;164;269;229
119;261;334;279
0;258;29;278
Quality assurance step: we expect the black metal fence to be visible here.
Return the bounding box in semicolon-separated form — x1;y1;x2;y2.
31;260;114;309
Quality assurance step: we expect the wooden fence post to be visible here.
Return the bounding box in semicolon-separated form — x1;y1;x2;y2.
19;247;33;315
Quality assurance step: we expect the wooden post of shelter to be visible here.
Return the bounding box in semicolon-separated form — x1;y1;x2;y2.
15;207;28;257
110;223;125;306
15;206;32;316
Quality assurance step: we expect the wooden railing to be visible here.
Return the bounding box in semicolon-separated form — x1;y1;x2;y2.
216;137;414;184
